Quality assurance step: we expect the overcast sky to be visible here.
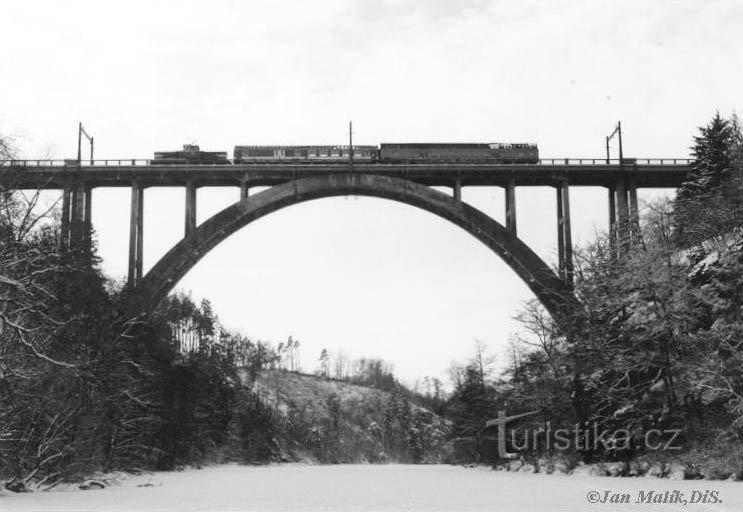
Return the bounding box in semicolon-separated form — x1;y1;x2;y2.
2;0;741;386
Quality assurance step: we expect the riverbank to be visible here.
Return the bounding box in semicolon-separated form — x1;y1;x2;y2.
3;464;743;511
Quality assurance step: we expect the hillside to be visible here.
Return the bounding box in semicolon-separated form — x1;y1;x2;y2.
237;369;451;464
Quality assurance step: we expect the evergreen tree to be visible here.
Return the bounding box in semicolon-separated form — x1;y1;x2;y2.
674;112;743;247
678;112;734;198
446;364;496;437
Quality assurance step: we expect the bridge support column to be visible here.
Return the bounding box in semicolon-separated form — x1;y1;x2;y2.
556;187;565;278
628;177;639;244
608;186;617;259
68;182;91;251
70;185;80;243
185;181;197;237
505;180;517;236
453;179;462;202
83;184;92;249
240;178;250;201
615;178;629;254
558;180;573;286
60;186;71;247
128;182;144;286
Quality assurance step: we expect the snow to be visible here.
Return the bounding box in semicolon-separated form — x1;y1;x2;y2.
2;464;743;511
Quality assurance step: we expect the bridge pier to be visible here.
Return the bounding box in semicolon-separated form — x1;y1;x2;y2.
557;188;564;278
628;177;639;244
83;183;92;248
615;177;629;253
557;180;573;285
608;186;617;258
61;182;92;252
128;182;144;286
185;181;197;237
505;180;517;236
71;185;83;246
60;186;71;247
611;177;640;254
240;178;250;201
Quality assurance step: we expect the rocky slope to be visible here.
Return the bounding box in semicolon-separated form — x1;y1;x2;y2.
237;369;451;463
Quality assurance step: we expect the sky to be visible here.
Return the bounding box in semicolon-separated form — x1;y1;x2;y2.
1;0;741;387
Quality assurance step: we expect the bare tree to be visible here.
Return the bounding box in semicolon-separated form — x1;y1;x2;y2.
471;339;496;386
333;349;348;380
512;300;563;376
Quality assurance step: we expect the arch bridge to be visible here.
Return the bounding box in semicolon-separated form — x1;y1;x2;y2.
0;158;691;326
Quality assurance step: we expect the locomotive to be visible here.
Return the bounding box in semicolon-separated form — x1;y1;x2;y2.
153;144;229;164
152;142;538;164
379;143;538;163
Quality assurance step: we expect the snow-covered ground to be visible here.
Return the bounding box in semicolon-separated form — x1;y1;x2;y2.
2;464;743;511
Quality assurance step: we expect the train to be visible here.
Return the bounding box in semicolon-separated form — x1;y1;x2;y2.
152;142;539;164
233;145;379;162
379;143;537;163
153;144;229;164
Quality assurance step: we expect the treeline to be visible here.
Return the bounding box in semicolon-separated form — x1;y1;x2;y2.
444;113;743;477
162;296;423;401
316;349;399;391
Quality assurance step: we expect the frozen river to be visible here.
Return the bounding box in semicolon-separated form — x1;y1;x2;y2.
3;464;743;511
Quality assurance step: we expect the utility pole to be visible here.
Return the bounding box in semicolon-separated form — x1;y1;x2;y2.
606;121;623;163
605;121;632;257
349;121;354;172
77;122;94;165
605;135;610;164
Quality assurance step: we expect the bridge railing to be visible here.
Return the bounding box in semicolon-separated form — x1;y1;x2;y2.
538;158;693;165
0;158;694;167
0;159;153;167
634;158;694;165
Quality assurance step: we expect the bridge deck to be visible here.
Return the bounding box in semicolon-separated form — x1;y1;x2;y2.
0;161;690;189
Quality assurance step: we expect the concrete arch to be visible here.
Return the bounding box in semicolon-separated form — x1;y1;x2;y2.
129;173;580;326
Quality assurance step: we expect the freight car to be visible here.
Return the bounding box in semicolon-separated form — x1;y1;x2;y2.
152;144;229;164
233;145;378;162
379;143;538;163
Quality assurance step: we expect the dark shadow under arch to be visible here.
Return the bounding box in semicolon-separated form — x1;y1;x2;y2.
128;173;579;326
